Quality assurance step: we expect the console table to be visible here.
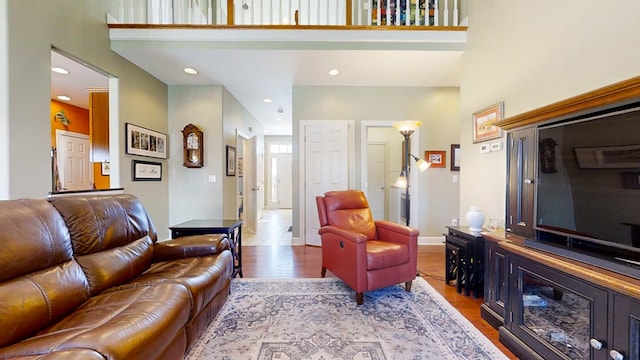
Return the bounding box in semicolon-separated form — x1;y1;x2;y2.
169;219;243;278
445;226;485;298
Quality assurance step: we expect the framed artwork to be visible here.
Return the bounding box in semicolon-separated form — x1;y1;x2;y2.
132;160;162;181
101;162;111;176
472;102;504;143
574;144;640;169
226;145;236;176
126;123;167;159
451;144;460;171
237;158;243;177
425;150;446;168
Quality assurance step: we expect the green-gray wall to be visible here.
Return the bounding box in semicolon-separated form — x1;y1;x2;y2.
293;86;461;238
3;0;169;236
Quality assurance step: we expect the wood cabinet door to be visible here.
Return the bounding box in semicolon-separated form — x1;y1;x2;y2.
611;293;640;360
507;127;536;237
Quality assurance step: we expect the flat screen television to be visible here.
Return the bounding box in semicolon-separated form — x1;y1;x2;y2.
528;103;640;279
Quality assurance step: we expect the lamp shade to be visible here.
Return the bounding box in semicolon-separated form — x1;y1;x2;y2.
415;158;431;172
392;120;422;136
394;173;407;188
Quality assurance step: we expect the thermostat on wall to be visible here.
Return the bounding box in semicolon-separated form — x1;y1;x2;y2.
490;142;503;151
480;144;490;153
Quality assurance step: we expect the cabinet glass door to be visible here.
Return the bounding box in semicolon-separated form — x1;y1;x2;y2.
521;272;591;359
510;256;608;360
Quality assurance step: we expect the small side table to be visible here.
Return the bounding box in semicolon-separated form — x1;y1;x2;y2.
445;226;485;298
169;219;243;278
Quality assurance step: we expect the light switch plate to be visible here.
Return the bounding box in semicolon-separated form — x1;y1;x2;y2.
490;142;503;151
480;144;490;153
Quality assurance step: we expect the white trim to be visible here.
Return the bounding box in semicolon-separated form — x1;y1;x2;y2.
108;77;120;188
419;236;445;246
0;3;8;199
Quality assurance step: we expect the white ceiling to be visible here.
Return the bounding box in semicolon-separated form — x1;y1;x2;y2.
52;29;466;136
50;50;110;110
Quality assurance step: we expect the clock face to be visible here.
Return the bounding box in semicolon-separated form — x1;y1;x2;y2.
187;132;199;149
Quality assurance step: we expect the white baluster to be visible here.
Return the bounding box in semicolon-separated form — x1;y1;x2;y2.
207;0;212;24
433;0;438;26
443;0;448;26
453;0;458;26
384;0;389;25
414;0;419;26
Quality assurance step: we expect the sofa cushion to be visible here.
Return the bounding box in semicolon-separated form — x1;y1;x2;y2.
0;283;191;360
107;251;233;320
0;199;90;348
49;195;157;295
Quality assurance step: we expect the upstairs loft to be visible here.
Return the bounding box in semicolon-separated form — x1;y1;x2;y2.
106;0;468;135
107;0;468;28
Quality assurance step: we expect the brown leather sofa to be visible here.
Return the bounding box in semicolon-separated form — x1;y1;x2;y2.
0;194;233;359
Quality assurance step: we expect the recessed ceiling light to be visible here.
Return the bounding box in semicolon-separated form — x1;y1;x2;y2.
51;67;69;75
276;118;283;122
328;69;340;76
183;67;199;75
263;98;273;103
57;95;71;101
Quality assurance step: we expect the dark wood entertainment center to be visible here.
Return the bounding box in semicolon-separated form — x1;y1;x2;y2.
483;76;640;360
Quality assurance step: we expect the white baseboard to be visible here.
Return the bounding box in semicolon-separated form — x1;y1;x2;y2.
419;236;445;246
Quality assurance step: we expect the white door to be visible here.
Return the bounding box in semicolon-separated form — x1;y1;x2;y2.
366;143;388;220
244;136;258;233
56;130;91;191
274;153;292;208
304;121;352;246
256;143;265;220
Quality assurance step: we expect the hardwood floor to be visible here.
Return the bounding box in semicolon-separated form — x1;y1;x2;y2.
241;211;517;359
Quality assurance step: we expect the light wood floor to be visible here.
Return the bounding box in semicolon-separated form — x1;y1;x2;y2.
241;210;517;359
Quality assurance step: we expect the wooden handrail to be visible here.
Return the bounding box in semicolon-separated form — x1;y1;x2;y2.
108;23;467;31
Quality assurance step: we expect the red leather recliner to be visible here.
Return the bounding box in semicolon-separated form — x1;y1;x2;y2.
316;190;419;305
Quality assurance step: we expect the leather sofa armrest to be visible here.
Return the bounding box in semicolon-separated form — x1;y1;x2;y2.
318;226;368;244
153;234;231;262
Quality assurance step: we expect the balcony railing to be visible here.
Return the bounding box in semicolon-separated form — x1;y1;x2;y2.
108;0;466;27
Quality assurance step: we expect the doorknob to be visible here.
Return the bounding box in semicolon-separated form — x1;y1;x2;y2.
251;186;260;191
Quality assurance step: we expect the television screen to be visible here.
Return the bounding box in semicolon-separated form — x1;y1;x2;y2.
535;105;640;259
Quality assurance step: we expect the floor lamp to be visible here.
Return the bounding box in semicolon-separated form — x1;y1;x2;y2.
393;120;430;226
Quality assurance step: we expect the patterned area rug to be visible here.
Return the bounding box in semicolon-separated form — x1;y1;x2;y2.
185;277;509;360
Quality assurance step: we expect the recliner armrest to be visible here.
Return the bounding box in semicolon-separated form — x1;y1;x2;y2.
375;220;419;244
318;226;368;243
153;234;231;262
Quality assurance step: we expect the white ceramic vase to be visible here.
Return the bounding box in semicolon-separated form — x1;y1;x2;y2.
466;206;485;232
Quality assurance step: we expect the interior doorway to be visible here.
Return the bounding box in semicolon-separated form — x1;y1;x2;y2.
266;142;293;210
361;121;421;227
50;48;117;192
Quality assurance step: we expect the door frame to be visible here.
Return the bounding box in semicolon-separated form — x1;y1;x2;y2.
298;120;355;245
361;120;421;227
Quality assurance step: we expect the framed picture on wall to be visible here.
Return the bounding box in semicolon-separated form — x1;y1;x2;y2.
125;123;167;159
425;150;446;168
450;144;460;171
226;145;236;176
472;102;504;143
132;160;162;181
